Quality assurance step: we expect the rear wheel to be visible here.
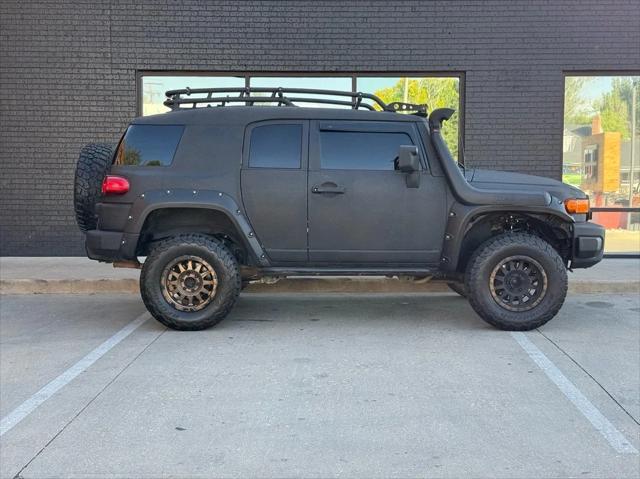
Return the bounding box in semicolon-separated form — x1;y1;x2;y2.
464;233;567;331
140;234;241;331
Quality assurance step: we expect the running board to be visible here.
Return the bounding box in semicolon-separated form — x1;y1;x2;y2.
255;267;438;277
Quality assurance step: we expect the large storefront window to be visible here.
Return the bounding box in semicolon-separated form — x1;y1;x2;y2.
249;77;352;92
357;77;460;160
249;77;353;108
563;75;640;254
140;73;462;159
141;76;245;116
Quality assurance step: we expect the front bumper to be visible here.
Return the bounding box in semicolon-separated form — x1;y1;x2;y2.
571;221;605;268
85;229;139;262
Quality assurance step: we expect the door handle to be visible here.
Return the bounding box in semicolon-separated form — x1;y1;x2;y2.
312;185;345;194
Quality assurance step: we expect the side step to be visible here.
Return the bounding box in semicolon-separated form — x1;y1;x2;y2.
256;267;438;277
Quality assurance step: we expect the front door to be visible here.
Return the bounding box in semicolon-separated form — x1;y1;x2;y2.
240;120;308;263
307;120;447;265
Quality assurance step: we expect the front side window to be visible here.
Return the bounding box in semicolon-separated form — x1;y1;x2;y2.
319;131;414;170
115;125;184;166
249;124;302;168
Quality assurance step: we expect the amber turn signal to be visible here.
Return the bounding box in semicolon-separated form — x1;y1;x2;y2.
564;198;590;214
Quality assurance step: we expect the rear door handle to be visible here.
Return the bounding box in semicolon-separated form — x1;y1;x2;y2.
312;185;345;194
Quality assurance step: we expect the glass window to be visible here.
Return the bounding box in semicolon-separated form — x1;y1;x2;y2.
249;77;352;108
115;125;184;167
320;131;413;170
563;75;639;253
141;76;245;116
357;76;460;160
249;124;302;169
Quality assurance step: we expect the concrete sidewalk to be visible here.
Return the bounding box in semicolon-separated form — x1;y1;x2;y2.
1;257;638;294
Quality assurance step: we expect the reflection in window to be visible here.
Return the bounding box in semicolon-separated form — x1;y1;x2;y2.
320;131;413;171
141;76;245;116
249;77;353;108
115;125;184;166
358;77;460;160
563;75;640;253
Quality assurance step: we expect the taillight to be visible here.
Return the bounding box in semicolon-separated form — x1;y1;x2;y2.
564;198;590;214
101;175;130;195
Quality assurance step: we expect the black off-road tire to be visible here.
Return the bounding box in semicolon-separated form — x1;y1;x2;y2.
447;282;467;297
74;143;114;232
140;234;241;331
464;232;568;331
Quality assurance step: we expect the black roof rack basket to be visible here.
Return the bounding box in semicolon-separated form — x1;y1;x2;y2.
163;87;427;115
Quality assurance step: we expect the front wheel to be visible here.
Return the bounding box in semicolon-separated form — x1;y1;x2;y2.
447;282;467;298
464;233;568;331
140;234;241;331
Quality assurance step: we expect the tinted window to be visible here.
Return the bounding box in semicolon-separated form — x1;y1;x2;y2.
320;131;414;170
115;125;184;166
249;124;302;168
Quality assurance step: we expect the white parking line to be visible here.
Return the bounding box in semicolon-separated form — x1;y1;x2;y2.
512;331;638;455
0;312;150;437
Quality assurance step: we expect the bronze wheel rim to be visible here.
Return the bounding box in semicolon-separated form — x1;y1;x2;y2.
161;255;218;312
489;255;547;312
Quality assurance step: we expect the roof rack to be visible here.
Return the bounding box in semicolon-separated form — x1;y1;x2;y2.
163;87;428;115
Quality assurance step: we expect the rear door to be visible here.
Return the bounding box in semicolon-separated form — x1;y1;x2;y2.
240;120;308;263
307;120;447;264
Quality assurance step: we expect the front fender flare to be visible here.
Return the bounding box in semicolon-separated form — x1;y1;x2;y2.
441;201;574;272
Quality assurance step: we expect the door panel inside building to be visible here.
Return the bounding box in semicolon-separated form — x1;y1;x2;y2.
240;121;308;262
308;121;447;264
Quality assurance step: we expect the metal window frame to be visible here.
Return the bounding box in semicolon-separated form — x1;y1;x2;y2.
136;70;465;164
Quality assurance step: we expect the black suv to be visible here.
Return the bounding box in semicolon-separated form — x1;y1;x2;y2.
74;88;604;331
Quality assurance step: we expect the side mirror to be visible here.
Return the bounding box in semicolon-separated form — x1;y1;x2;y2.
398;145;419;172
397;145;421;188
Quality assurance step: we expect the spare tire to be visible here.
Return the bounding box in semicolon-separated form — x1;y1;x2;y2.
74;143;114;232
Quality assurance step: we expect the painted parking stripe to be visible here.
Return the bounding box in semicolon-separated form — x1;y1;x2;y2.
512;331;638;454
0;312;149;437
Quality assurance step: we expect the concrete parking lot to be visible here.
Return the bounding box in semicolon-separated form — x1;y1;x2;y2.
0;292;638;478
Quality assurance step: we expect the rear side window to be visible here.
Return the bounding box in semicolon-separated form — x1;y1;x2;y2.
249;124;302;169
115;125;184;166
320;131;414;170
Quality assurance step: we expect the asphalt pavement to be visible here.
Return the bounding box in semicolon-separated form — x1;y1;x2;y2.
0;292;638;478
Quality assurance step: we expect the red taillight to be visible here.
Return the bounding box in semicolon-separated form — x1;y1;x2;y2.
101;175;130;195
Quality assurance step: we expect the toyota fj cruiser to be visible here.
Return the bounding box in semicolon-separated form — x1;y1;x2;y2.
74;87;605;331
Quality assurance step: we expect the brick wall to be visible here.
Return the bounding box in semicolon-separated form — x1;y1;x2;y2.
1;0;639;255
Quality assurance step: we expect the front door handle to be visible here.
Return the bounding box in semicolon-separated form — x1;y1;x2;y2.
312;184;345;194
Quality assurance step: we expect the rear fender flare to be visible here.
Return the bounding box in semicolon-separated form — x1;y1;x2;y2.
125;189;269;266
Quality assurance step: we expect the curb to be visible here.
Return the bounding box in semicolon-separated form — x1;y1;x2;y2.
2;278;639;295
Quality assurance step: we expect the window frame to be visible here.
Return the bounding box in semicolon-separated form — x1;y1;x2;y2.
137;71;465;164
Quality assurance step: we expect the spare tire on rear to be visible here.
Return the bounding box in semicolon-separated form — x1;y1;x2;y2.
74;143;114;232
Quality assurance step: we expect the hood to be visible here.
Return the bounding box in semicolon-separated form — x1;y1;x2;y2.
465;168;586;201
